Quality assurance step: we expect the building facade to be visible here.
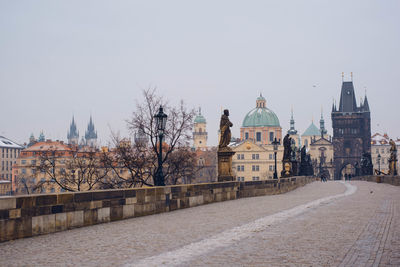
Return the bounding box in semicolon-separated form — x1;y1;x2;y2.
371;133;400;174
0;136;23;194
331;80;371;180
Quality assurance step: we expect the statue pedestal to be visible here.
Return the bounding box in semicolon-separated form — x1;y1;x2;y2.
389;158;398;176
281;159;293;178
217;149;236;182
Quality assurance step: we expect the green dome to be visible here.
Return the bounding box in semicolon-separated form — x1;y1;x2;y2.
242;107;280;127
194;115;206;123
302;122;320;136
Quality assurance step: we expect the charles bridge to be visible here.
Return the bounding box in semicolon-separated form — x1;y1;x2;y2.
1;175;400;266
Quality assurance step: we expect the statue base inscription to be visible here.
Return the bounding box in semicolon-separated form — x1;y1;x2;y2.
217;149;236;182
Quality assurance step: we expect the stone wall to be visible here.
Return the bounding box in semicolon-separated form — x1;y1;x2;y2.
353;175;400;186
0;176;315;242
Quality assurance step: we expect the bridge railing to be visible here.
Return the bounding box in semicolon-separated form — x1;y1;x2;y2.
351;175;400;186
0;176;316;243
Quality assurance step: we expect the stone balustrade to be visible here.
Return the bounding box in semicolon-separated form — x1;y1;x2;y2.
0;176;316;242
352;175;400;186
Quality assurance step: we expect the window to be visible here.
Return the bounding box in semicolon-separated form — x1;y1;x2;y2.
50;188;55;193
269;165;273;171
255;154;259;160
31;169;36;174
269;154;273;159
21;160;26;164
237;154;241;160
252;154;260;160
256;132;261;142
245;132;249;140
269;132;274;142
381;148;385;153
252;165;259;171
22;168;26;174
31;160;36;165
241;154;244;160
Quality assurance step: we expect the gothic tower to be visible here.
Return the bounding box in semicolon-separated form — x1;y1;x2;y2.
193;108;208;150
331;78;371;180
67;116;79;145
85;116;98;147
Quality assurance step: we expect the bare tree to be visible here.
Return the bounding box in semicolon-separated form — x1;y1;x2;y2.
99;137;154;188
36;147;110;192
125;88;197;185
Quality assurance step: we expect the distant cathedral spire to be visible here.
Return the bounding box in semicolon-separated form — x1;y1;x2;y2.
67;116;79;145
85;116;98;147
38;131;45;142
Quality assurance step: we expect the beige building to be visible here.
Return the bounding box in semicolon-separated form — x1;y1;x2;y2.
371;133;400;174
0;180;12;196
232;140;283;181
0;136;23;194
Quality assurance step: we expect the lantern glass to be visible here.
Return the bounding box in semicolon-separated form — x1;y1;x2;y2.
154;106;168;132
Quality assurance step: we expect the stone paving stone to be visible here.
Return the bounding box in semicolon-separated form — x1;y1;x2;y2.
0;181;399;267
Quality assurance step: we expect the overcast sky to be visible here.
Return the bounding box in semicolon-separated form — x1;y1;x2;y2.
1;0;399;146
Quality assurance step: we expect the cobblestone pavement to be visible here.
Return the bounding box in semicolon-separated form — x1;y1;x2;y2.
1;181;399;267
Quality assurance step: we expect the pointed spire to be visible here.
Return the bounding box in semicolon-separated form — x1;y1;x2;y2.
288;106;297;135
85;116;98;147
320;107;327;136
363;94;370;112
38;131;45;142
67;115;79;144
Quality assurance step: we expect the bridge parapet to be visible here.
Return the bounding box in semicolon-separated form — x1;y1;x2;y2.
352;175;400;186
0;176;315;243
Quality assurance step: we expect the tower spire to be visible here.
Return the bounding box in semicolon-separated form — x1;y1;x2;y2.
320;106;327;136
288;106;297;135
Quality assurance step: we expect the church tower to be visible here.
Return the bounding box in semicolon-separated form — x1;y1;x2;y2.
287;108;300;147
193;108;208;150
331;76;371;180
67;116;79;145
85;116;98;147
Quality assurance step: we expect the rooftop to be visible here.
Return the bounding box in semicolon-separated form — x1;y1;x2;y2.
0;136;23;149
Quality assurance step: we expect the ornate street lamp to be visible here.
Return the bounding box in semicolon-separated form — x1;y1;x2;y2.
272;137;280;179
154;106;167;186
377;154;381;174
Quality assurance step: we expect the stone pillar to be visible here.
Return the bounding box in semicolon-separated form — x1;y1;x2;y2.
389;158;398;176
217;149;236;182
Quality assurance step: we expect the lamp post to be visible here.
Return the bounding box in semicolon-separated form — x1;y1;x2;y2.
272;137;280;179
154;106;167;186
378;154;381;174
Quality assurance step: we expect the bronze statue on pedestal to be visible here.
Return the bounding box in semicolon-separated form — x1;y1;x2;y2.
217;109;235;182
219;109;233;150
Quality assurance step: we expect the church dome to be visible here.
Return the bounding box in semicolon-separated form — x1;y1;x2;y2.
242;95;280;127
194;108;206;123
